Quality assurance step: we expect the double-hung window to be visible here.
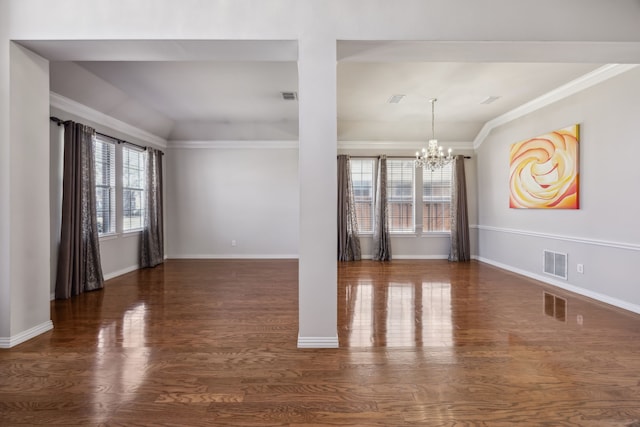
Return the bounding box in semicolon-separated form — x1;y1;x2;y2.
94;135;116;235
349;158;375;233
387;159;415;233
347;157;452;235
93;136;147;236
422;162;452;232
122;146;146;231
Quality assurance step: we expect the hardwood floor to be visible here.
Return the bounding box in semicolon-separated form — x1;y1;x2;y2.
2;259;640;426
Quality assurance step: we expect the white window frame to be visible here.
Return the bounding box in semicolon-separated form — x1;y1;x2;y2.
422;162;453;234
349;158;376;235
386;159;415;234
94;135;116;237
122;145;146;233
93;135;148;239
344;156;453;238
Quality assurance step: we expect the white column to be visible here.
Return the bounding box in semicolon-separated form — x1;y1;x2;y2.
297;35;338;348
0;3;10;343
0;43;53;348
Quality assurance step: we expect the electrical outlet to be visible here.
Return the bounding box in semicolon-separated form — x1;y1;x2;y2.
231;240;237;247
577;264;584;274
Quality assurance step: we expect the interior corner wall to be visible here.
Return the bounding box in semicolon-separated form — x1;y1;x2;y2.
476;67;640;311
164;146;299;259
7;43;52;340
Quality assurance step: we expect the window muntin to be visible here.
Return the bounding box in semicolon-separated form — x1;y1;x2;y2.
422;162;452;232
350;158;375;233
94;136;116;235
387;159;415;233
122;146;146;231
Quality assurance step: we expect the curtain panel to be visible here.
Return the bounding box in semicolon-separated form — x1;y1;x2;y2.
372;155;391;261
55;121;104;299
141;147;164;268
337;155;362;261
449;155;471;262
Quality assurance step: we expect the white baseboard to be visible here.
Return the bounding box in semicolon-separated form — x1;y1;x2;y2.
392;255;449;260
297;335;339;348
104;264;140;281
359;254;448;260
166;254;299;260
0;320;54;348
49;265;139;299
476;256;640;315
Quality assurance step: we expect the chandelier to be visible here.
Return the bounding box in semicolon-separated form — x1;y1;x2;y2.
415;98;453;171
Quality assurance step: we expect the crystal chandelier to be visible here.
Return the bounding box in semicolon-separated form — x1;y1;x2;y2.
415;98;453;171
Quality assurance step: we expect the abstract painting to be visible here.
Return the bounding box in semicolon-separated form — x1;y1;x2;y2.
509;124;580;209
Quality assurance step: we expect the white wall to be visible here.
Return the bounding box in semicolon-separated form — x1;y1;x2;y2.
165;145;299;258
3;43;52;346
476;67;640;312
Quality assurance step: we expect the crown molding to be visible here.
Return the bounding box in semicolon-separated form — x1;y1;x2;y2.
167;140;298;149
338;140;473;151
473;64;638;150
50;92;168;149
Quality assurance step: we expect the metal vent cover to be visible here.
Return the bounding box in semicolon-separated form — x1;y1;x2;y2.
543;250;568;280
281;91;298;101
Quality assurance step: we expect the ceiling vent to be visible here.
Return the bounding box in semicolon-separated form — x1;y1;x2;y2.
480;95;501;105
281;91;298;101
388;94;405;104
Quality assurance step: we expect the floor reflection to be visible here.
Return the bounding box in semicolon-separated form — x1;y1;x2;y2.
93;303;150;423
343;278;453;349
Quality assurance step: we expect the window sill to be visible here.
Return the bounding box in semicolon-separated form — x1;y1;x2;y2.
98;230;144;241
389;232;418;237
421;231;451;237
357;232;418;238
99;233;118;242
122;229;143;238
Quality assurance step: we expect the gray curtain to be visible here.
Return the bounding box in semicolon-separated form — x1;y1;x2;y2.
141;147;164;268
337;155;361;261
55;122;104;299
449;155;471;262
372;155;391;261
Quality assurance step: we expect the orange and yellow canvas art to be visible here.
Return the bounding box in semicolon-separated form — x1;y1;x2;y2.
509;124;580;209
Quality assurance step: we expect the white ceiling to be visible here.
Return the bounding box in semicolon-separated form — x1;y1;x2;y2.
35;39;613;143
337;62;600;142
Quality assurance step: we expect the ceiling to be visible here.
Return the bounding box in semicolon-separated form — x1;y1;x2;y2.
35;40;609;143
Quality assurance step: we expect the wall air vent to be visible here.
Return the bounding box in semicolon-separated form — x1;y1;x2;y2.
281;91;298;101
543;250;568;280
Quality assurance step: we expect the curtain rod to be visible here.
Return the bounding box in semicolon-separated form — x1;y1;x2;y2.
344;155;472;159
50;116;162;154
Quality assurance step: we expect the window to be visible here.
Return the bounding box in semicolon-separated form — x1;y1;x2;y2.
423;162;452;232
350;158;375;233
122;146;146;231
94;136;116;235
387;159;415;232
346;156;453;235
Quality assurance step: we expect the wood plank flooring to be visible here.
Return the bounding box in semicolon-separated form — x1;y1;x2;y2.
2;259;640;426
